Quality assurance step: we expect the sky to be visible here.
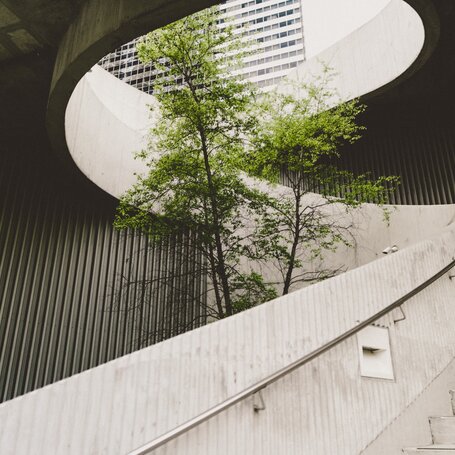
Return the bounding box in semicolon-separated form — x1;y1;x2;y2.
301;0;391;58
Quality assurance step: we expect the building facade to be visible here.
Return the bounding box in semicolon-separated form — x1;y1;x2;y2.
220;0;305;88
99;0;305;92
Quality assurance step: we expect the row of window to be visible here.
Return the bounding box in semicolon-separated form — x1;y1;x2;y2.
102;55;303;94
259;33;303;53
101;33;304;78
242;48;302;68
242;58;303;78
247;25;301;42
237;0;299;19
99;40;138;65
242;17;300;37
233;6;300;28
220;0;298;16
258;35;302;45
105;35;303;79
101;16;301;70
101;23;303;74
98;0;304;92
118;60;301;94
257;75;286;87
114;38;140;54
220;0;270;12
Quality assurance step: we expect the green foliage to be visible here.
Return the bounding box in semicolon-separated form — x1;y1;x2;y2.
230;272;278;314
247;68;400;294
115;11;400;325
116;7;276;319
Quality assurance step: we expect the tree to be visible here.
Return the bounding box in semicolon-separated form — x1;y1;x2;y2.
114;7;277;325
114;10;399;342
247;70;399;295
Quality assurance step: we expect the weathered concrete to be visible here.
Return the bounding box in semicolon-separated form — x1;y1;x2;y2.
0;0;85;61
1;217;455;454
46;0;220;174
362;359;455;454
286;0;426;102
65;65;152;196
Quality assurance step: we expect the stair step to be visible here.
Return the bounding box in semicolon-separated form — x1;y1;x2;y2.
403;445;455;454
430;417;455;444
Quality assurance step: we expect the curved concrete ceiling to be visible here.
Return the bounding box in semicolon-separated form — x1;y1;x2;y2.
46;0;221;176
285;0;426;103
0;0;84;62
64;0;434;200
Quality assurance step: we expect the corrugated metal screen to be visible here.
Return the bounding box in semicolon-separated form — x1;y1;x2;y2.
0;144;207;403
2;122;455;403
280;127;455;205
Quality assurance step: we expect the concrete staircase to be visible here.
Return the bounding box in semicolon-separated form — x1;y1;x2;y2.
403;392;455;454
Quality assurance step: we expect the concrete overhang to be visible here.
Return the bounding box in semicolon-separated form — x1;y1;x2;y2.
58;0;438;199
45;0;221;178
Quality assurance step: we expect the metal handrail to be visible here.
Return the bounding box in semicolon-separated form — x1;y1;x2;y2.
129;258;455;455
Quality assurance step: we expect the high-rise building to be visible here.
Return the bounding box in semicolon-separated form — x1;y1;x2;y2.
99;0;305;92
220;0;305;89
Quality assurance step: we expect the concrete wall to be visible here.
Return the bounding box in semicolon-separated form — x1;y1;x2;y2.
65;65;152;197
286;0;424;102
302;0;391;59
1;221;455;454
362;358;455;454
319;201;455;271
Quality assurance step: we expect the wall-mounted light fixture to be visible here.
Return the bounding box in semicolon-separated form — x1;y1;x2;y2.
357;326;394;380
382;245;399;255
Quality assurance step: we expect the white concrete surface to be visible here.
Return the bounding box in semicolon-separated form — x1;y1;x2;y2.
362;359;455;454
65;65;154;197
286;0;424;102
1;221;455;454
302;0;391;59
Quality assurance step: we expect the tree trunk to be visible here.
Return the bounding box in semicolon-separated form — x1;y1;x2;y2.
199;128;233;315
185;77;233;316
282;192;301;295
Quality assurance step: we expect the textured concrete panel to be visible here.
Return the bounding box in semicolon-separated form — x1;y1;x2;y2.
0;3;18;26
7;28;40;53
363;360;455;454
1;221;455;454
430;417;455;445
286;0;425;105
0;42;10;59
